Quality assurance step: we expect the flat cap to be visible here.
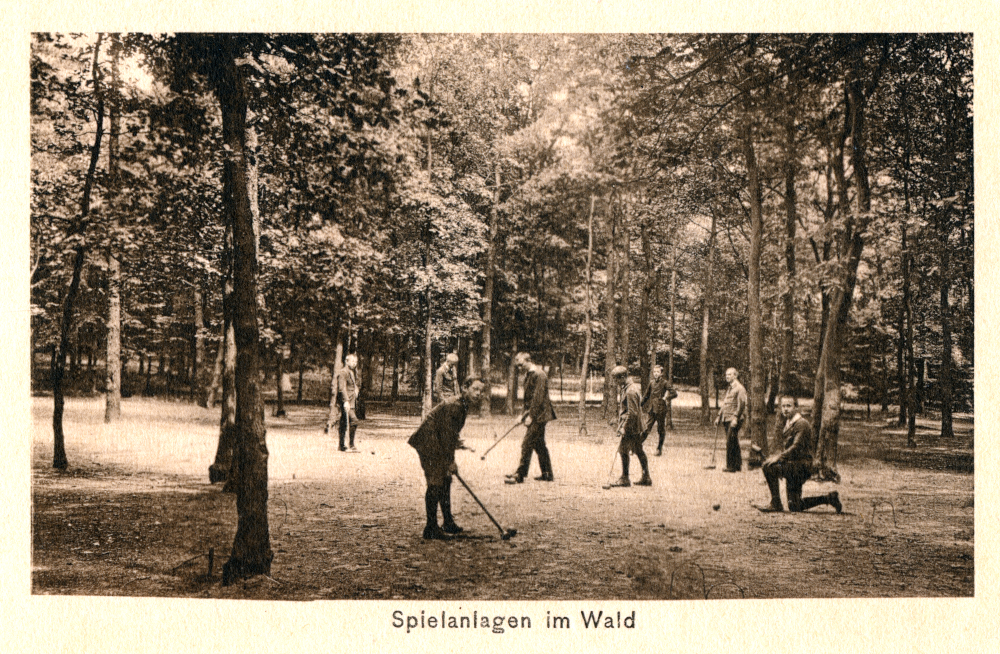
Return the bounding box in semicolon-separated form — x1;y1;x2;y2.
610;365;628;377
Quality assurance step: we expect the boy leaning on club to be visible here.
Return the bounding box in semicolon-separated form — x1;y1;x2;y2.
408;376;485;540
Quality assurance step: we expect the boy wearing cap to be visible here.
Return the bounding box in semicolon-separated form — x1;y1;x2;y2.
607;365;652;488
505;352;557;484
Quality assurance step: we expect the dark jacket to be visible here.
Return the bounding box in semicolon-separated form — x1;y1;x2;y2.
433;364;458;404
408;397;470;469
642;378;677;415
335;366;359;411
618;379;647;437
776;414;814;464
521;367;557;424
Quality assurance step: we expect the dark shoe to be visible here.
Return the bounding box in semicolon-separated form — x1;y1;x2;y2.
338;446;347;452
636;474;652;486
829;491;843;514
655;449;662;457
423;524;451;540
722;468;738;473
442;521;464;534
607;476;631;488
756;503;784;513
504;475;524;485
534;474;554;482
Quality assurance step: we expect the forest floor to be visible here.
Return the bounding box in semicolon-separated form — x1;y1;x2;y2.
31;395;974;600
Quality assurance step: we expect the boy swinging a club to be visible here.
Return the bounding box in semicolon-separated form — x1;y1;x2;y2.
409;377;485;540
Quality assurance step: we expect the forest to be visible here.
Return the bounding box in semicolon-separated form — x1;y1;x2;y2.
30;33;973;587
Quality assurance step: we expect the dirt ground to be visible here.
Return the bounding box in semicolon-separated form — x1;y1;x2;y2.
31;396;974;600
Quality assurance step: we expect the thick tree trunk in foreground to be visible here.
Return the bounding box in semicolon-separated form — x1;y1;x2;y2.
213;38;272;584
54;34;106;468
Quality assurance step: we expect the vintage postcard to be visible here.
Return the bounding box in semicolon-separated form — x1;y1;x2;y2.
6;1;996;652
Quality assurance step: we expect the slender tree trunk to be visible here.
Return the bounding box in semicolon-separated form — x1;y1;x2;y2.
578;195;595;436
637;216;655;388
53;34;106;468
325;326;346;433
206;325;225;408
104;34;123;423
667;227;677;430
938;223;955;439
213;38;272;584
505;336;519;415
699;210;718;426
274;343;286;417
390;336;400;406
603;195;619;418
297;350;305;403
192;287;208;406
742;122;768;465
481;159;499;418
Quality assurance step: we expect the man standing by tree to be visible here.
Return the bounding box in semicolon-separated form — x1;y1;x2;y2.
757;395;842;514
336;353;361;452
433;352;460;405
716;367;747;472
409;377;485;539
505;352;556;484
607;365;653;488
643;365;677;457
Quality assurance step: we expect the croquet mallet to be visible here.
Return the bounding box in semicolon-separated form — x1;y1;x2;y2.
479;420;523;461
453;471;517;540
705;423;721;469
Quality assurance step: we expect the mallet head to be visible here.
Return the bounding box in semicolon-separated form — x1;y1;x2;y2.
501;529;517;540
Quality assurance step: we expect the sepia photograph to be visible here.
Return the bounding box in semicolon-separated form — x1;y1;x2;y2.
28;32;975;603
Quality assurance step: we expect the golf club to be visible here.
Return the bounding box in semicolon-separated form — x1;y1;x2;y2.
601;423;624;489
479;421;523;461
704;423;721;469
453;471;517;540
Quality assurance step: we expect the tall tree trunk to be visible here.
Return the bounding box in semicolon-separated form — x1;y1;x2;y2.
578;195;595;437
699;210;718;426
481;159;499;418
603;194;619;418
506;336;519;416
104;34;123;423
423;294;433;418
938;225;955;439
53;34;106;468
274;343;286;417
192;287;207;407
390;335;400;405
741;122;768;465
667;226;677;430
637;215;655;388
814;75;872;480
325;326;346;433
206;325;225;408
213;37;272;584
297;349;305;403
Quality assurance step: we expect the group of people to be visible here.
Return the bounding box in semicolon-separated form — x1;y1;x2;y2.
332;349;842;540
